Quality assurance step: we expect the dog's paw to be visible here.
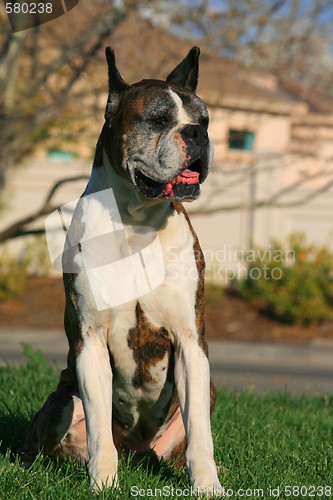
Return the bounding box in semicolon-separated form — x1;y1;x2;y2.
188;456;227;497
89;471;119;492
88;458;118;491
193;479;227;498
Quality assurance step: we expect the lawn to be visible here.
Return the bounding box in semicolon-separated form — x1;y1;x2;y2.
0;346;332;499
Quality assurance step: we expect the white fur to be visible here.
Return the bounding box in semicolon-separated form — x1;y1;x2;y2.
76;331;118;489
139;208;198;331
174;335;223;494
169;89;192;125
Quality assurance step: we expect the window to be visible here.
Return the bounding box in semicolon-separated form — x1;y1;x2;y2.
47;150;77;161
228;129;255;151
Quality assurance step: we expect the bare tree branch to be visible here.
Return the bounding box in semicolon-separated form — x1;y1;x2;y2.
190;175;333;215
0;175;88;243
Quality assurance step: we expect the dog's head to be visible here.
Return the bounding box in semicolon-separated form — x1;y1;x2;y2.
103;47;213;202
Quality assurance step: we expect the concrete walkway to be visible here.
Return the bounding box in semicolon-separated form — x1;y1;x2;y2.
208;339;333;396
0;329;332;396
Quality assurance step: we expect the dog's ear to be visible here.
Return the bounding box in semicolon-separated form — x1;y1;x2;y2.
166;46;200;92
105;47;131;119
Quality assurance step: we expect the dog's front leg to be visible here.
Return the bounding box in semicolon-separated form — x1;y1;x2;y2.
76;329;118;490
174;331;224;497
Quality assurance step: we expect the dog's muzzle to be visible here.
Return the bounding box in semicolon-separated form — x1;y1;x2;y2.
134;124;210;201
134;157;206;201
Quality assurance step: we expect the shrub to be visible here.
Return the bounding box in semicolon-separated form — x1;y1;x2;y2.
233;234;333;326
0;246;30;301
0;236;50;301
24;235;50;276
205;281;224;307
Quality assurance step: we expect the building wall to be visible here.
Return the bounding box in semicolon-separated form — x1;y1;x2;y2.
0;158;90;236
208;108;291;160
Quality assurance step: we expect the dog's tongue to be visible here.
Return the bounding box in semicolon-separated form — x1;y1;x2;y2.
164;169;200;196
179;169;200;181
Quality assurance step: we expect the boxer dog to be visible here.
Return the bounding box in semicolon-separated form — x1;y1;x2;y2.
22;46;224;497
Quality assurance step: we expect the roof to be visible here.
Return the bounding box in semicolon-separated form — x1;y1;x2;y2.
106;16;333;116
107;17;289;99
278;78;333;114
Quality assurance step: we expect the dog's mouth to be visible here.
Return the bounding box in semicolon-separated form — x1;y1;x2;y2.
134;158;204;201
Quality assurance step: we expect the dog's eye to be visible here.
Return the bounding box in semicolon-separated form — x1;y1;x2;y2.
151;116;169;125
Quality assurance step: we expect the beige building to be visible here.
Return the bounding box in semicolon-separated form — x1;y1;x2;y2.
1;18;333;280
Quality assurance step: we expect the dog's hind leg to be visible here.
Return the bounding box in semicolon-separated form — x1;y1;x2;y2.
21;367;88;466
153;407;186;466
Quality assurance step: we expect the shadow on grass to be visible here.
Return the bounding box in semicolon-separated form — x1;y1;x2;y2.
0;344;59;459
117;450;185;483
0;410;29;457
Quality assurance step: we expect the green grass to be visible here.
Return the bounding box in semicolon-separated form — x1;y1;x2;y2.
0;346;332;499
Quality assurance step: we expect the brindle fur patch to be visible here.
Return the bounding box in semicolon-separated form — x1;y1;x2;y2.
63;273;84;360
128;302;171;388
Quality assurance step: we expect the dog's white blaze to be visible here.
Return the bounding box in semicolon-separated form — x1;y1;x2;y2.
169;89;192;125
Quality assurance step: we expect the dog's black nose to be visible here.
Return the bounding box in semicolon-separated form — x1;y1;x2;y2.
181;124;209;147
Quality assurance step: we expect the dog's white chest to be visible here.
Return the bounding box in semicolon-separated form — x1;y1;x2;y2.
73;206;198;439
74;206;198;332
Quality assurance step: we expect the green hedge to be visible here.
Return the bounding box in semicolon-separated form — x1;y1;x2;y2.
0;237;49;301
0;247;29;301
233;234;333;326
